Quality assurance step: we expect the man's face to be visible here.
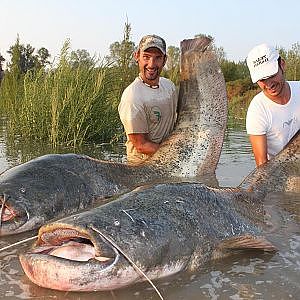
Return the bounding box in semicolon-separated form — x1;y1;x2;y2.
257;60;286;98
135;47;166;85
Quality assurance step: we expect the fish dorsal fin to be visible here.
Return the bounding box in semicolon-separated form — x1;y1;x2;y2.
218;234;276;252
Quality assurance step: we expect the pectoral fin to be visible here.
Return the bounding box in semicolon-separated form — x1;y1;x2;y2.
220;234;276;251
212;234;277;260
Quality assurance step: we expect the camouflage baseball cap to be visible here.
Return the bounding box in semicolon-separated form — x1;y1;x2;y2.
138;34;166;55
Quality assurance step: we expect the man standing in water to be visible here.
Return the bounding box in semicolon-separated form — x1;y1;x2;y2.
118;34;178;164
246;43;300;166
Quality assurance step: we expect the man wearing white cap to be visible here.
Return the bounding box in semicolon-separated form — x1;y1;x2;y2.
246;43;300;166
118;34;178;164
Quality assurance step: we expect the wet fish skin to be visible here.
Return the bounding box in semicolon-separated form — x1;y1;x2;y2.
18;183;271;292
19;130;299;291
0;153;163;235
150;37;227;176
0;36;227;236
239;129;300;197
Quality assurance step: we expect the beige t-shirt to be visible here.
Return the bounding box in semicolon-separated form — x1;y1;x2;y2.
118;76;178;164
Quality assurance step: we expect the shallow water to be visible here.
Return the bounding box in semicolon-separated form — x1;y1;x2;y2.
0;126;299;300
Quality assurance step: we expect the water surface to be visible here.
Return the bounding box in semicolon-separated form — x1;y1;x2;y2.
0;125;299;299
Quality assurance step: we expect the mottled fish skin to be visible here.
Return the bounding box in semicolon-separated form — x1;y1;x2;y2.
0;36;227;236
239;129;300;197
19;131;299;291
19;183;266;292
148;37;227;176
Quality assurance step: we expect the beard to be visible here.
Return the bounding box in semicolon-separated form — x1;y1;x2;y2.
144;68;159;81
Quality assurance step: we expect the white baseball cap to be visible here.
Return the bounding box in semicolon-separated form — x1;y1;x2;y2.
246;43;279;83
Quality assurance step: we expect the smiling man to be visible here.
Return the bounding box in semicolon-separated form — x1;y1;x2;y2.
118;34;178;164
246;43;300;166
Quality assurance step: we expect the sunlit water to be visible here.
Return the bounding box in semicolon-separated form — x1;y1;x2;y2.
0;124;299;300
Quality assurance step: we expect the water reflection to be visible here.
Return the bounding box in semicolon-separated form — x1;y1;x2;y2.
217;128;256;187
0;124;299;299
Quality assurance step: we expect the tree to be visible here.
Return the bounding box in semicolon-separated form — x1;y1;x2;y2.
7;36;51;74
0;53;4;67
164;46;180;85
8;41;35;74
220;60;249;82
69;49;94;68
106;22;136;68
106;20;137;92
0;53;4;82
36;47;51;69
286;42;300;80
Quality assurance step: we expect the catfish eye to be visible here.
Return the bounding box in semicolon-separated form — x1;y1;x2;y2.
20;187;26;194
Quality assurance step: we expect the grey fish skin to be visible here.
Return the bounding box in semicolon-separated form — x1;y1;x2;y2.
19;183;269;292
149;37;227;176
239;129;300;197
19;131;299;292
0;36;227;236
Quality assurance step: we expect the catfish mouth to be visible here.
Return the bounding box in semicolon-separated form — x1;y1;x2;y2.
0;194;28;235
0;195;16;222
19;227;126;291
29;227;117;263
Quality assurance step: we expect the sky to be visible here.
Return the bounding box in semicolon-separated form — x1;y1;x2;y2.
1;0;300;67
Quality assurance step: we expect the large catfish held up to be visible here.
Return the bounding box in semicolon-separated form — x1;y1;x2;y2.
19;130;299;292
0;36;228;236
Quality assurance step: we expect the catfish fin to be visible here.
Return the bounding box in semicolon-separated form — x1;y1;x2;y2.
212;234;277;260
218;234;277;252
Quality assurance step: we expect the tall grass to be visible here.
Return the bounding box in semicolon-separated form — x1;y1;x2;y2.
0;41;124;147
228;89;259;121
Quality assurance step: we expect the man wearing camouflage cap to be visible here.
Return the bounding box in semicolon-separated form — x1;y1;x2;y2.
118;34;178;164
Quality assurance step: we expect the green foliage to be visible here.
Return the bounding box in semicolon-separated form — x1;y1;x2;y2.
220;60;249;82
105;21;137;94
0;52;4;69
0;40;123;147
228;88;259;120
2;27;300;146
284;43;300;80
7;36;51;75
162;46;180;86
69;49;94;68
0;22;141;147
226;77;255;99
0;53;4;83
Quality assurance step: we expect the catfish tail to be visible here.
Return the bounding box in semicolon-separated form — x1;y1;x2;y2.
180;36;212;54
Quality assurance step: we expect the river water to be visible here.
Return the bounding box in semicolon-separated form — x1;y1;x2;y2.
0;124;299;300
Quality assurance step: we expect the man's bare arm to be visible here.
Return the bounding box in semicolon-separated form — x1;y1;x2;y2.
249;134;268;166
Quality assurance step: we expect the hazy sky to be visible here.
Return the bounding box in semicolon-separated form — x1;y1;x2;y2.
1;0;299;65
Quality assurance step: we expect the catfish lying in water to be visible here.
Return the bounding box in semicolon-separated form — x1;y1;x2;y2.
19;130;299;291
0;36;227;236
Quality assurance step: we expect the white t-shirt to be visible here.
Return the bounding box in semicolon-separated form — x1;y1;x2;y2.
118;77;178;164
246;81;300;158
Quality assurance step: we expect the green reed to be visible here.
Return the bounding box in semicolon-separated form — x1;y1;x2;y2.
228;89;258;121
0;42;123;147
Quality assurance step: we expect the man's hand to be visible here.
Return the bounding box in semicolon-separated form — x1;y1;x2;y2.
128;133;159;155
